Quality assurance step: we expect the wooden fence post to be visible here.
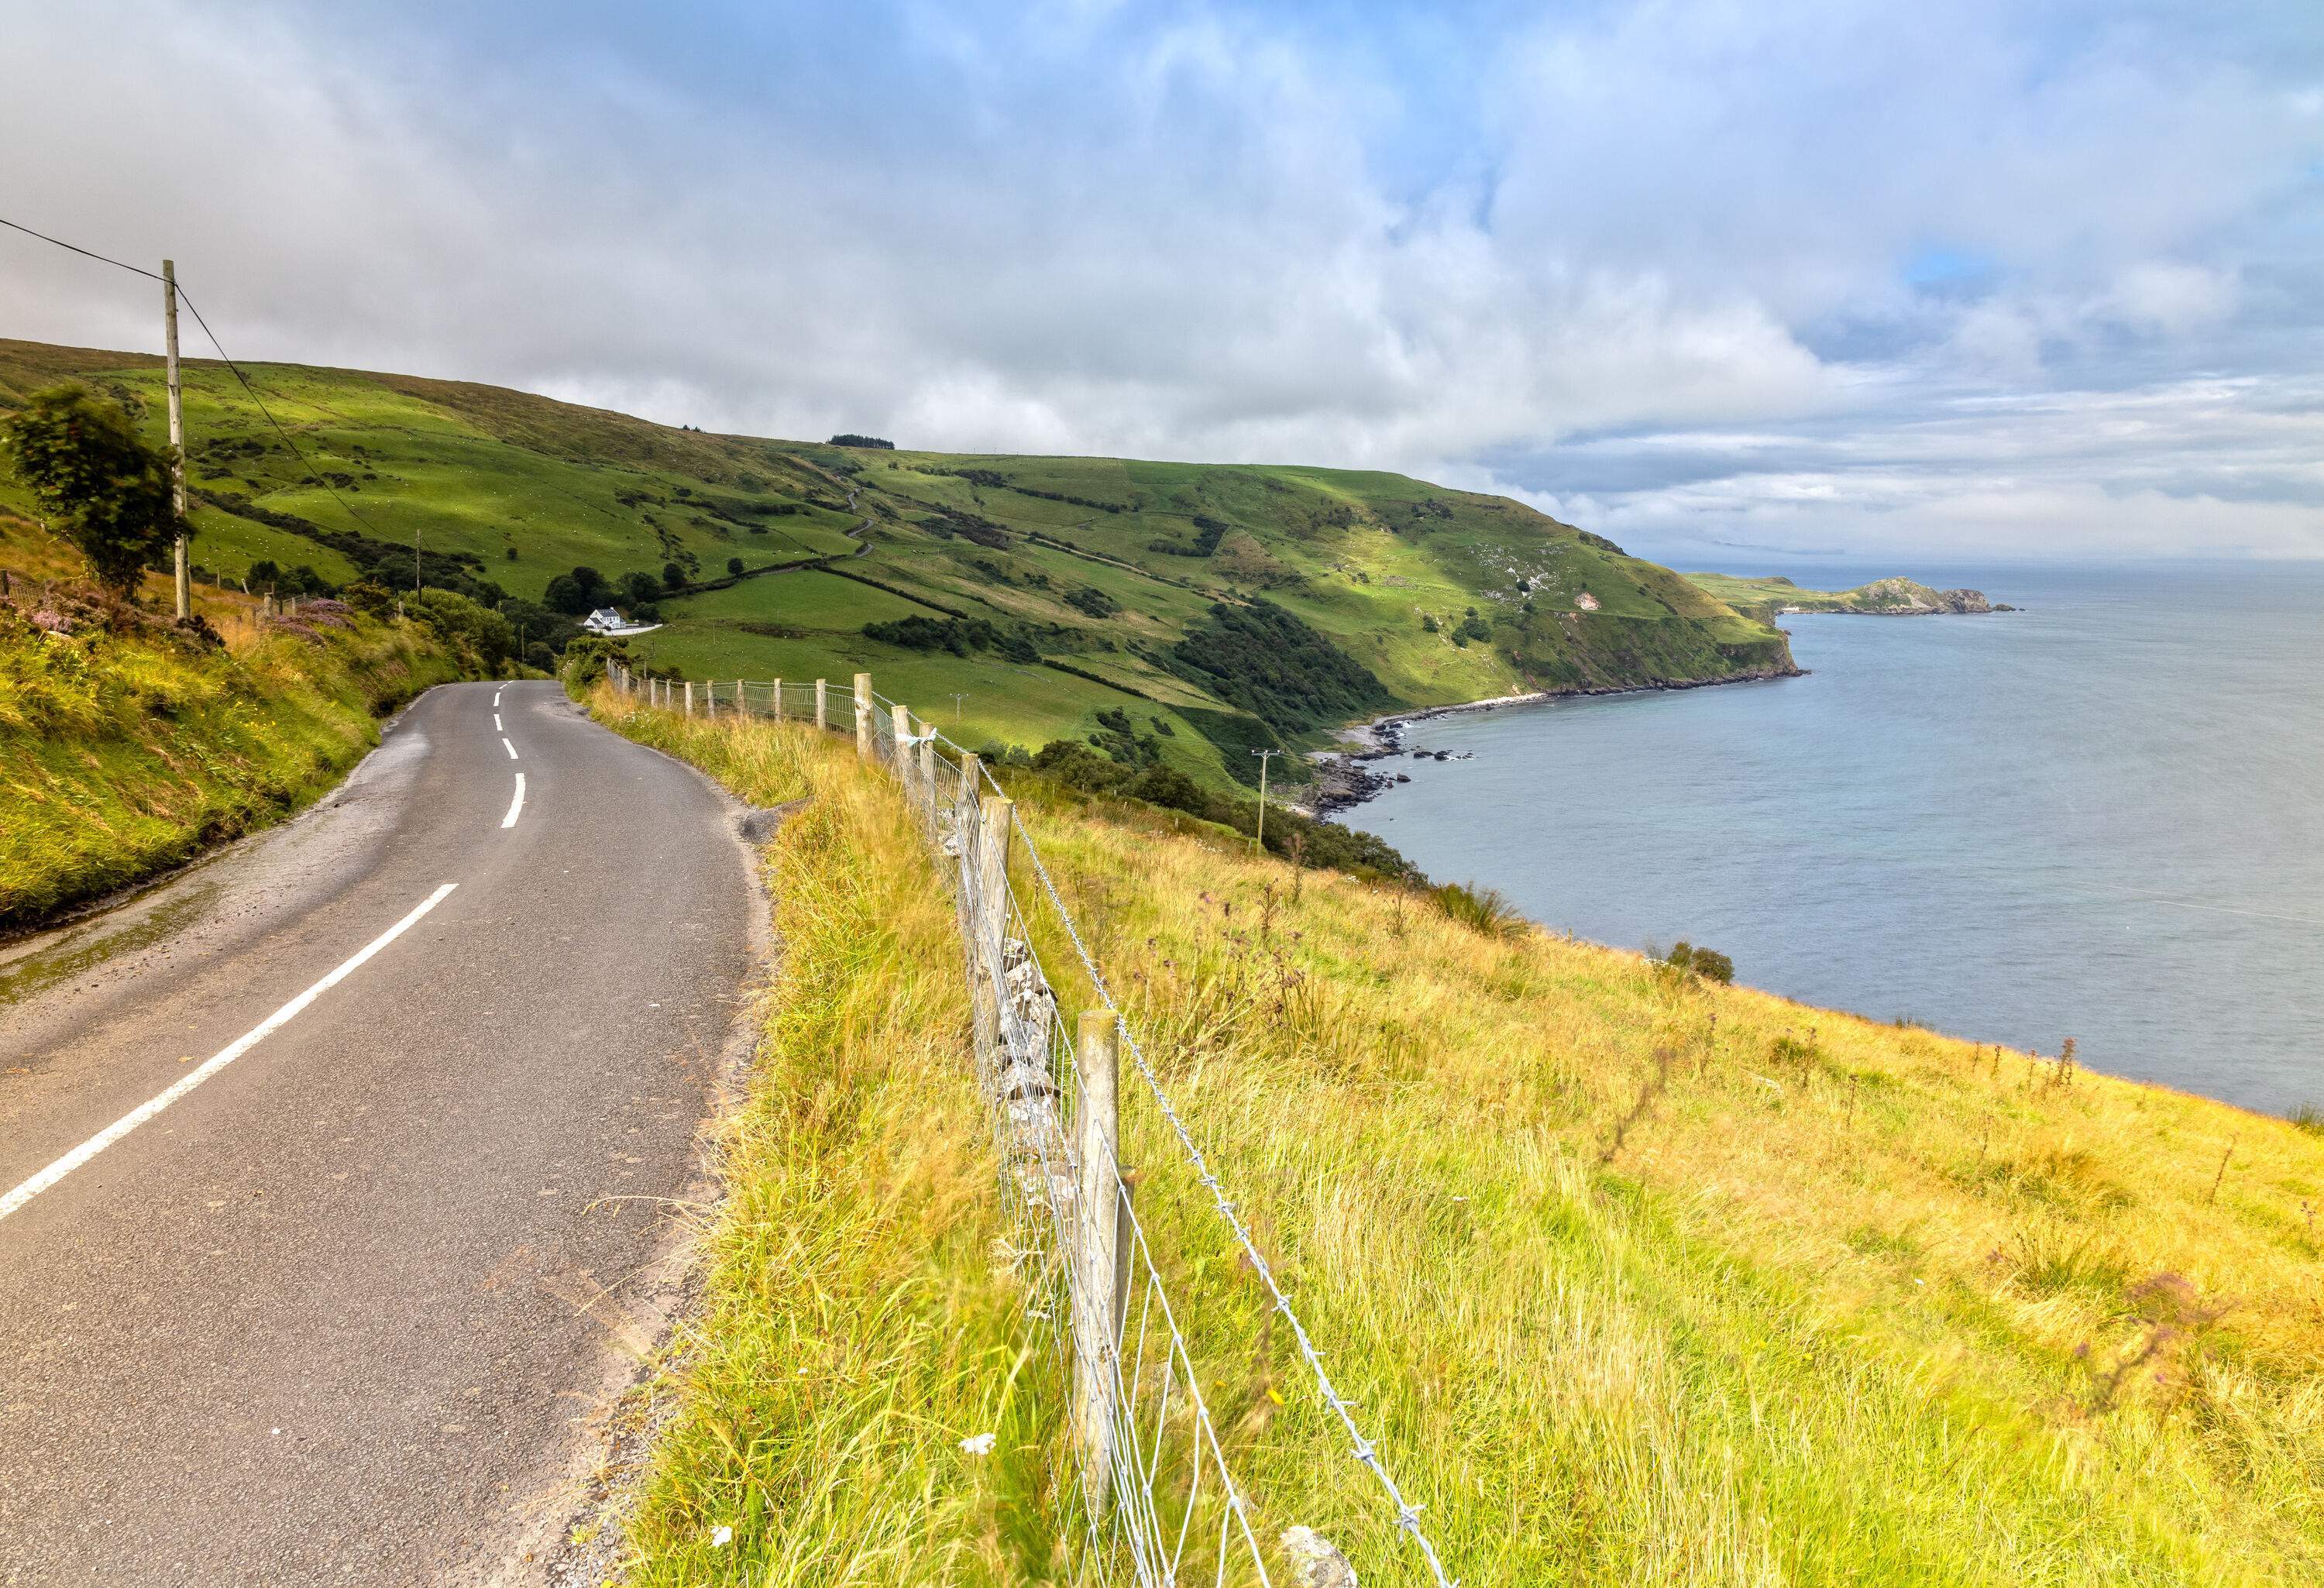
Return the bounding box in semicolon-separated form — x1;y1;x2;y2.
815;678;827;733
771;677;783;721
918;734;938;822
684;680;694;717
893;703;916;806
854;672;873;758
1074;1008;1120;1514
978;796;1012;937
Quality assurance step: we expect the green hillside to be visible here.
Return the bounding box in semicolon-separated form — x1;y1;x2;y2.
0;338;1795;789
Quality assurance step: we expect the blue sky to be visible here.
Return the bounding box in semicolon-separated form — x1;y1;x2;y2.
2;0;2319;562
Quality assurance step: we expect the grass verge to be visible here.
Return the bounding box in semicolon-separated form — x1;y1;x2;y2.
598;692;2324;1585
590;692;1072;1583
0;553;459;930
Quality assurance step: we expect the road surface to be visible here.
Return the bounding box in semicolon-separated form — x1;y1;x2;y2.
0;681;759;1586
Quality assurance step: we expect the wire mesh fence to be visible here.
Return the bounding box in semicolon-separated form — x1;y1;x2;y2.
606;662;1453;1586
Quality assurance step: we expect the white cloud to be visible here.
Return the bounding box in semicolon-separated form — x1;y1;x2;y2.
0;0;2315;559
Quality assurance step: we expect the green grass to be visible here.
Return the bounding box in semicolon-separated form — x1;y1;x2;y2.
604;698;2324;1585
0;516;459;928
587;699;1073;1583
1;338;1796;795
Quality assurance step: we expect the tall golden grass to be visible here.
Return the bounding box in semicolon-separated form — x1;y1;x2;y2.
603;691;2324;1585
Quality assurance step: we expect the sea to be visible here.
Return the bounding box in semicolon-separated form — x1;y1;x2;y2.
1339;562;2324;1117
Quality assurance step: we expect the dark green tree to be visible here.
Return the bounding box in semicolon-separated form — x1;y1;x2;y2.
662;562;686;590
726;555;744;576
0;383;182;594
542;573;590;615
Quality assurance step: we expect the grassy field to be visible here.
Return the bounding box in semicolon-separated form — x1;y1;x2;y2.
0;512;460;928
0;338;1794;792
599;696;2324;1585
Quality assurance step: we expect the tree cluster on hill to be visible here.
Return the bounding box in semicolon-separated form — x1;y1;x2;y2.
1149;514;1232;557
828;434;894;449
0;383;181;593
861;614;1040;663
1165;599;1394;736
920;507;1010;548
543;564;661;620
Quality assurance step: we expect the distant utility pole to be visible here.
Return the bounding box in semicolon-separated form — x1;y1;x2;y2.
1250;748;1281;851
162;260;188;621
414;524;424;594
950;692;968;726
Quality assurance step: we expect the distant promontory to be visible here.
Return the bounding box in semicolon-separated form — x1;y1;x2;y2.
1683;572;2014;620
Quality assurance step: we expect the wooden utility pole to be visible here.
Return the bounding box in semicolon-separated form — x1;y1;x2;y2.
162;260;188;621
1250;748;1281;851
1074;1008;1121;1513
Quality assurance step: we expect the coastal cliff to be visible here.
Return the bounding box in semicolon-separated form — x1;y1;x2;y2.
1684;572;2013;620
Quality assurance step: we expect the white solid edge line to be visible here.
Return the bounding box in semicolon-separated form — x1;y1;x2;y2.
0;882;460;1223
502;737;518;760
501;772;526;830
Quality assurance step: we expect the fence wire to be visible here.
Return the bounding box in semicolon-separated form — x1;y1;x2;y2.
607;663;1455;1586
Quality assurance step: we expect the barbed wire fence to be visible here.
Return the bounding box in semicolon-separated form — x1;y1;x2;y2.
606;662;1456;1587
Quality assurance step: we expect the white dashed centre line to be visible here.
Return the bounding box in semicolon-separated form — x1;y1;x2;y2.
0;883;460;1222
501;773;526;830
493;713;503;731
502;737;518;760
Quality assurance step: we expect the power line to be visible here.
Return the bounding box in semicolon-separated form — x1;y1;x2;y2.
0;213;415;578
0;215;165;283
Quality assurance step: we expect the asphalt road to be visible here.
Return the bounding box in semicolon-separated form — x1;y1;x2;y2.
0;681;759;1586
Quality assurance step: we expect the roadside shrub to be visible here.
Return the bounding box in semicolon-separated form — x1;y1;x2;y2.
2291;1104;2324;1138
1665;941;1736;984
409;589;516;672
1124;764;1205;815
1433;881;1525;939
561;635;631;688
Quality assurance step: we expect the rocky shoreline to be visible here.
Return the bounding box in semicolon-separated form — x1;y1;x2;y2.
1308;663;1807;816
